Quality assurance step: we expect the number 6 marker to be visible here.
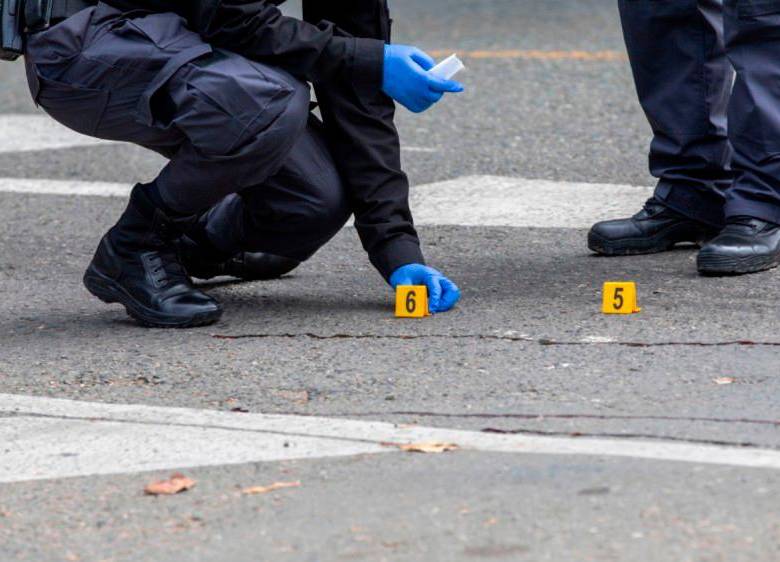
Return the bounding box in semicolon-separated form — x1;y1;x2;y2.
395;286;430;318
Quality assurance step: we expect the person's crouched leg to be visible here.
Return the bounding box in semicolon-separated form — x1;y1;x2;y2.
156;51;313;215
179;115;351;280
86;40;311;325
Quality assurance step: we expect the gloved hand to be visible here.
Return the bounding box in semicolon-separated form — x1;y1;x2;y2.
389;264;461;313
382;45;464;113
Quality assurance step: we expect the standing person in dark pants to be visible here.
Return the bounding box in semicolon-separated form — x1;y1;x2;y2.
589;0;780;275
22;0;463;327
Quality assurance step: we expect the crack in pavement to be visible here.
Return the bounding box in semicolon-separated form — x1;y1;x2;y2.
210;333;780;348
295;411;780;427
480;427;763;449
2;411;386;448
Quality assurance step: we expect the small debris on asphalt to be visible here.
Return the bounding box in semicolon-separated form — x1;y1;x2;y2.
389;442;460;454
272;389;310;404
578;486;611;496
144;473;196;496
241;481;301;495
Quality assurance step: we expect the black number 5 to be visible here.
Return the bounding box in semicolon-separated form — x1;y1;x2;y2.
613;287;624;310
406;290;417;313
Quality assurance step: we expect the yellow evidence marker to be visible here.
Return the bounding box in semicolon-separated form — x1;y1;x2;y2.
602;282;641;315
395;285;430;318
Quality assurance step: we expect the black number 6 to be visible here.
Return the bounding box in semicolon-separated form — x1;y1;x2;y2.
406;290;417;313
613;287;624;310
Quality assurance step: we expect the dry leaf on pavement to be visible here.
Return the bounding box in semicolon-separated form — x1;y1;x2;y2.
144;472;196;496
241;481;301;495
714;377;736;385
272;389;310;405
396;442;460;454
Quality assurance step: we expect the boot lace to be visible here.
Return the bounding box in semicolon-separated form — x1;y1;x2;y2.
634;198;668;220
144;250;190;289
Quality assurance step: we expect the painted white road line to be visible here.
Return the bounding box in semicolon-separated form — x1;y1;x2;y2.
0;416;387;484
0;177;130;197
0;175;653;228
402;146;439;153
410;175;654;228
2;393;780;484
0;114;116;153
0;114;434;155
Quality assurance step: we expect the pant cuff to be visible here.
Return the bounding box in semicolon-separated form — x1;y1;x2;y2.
654;181;726;228
724;200;780;226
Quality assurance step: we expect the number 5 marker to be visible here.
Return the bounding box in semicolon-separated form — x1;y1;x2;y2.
602;282;641;315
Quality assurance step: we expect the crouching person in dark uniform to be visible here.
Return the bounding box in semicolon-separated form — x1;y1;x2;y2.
23;0;463;327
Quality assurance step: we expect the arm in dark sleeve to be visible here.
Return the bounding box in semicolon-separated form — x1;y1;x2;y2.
303;0;425;280
189;0;383;84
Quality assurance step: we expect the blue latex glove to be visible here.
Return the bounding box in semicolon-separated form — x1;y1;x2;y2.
389;264;461;313
382;45;464;113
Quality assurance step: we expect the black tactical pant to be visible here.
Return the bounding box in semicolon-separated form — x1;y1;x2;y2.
24;3;350;261
621;0;780;228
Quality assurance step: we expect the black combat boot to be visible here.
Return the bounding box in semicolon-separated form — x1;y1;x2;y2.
83;184;223;328
176;230;300;281
697;216;780;275
588;197;718;256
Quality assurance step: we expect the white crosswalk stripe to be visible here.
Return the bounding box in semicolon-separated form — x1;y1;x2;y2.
0;177;130;197
0;114;114;153
0;113;435;154
3;394;780;484
409;175;652;228
0;114;654;228
0;175;653;228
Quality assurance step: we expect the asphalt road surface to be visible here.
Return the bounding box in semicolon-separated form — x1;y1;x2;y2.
2;1;779;561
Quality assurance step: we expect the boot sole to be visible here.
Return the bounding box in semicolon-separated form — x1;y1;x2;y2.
697;252;780;276
587;230;703;256
83;265;222;328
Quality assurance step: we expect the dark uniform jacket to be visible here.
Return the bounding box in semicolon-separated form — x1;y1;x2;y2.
103;0;425;279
